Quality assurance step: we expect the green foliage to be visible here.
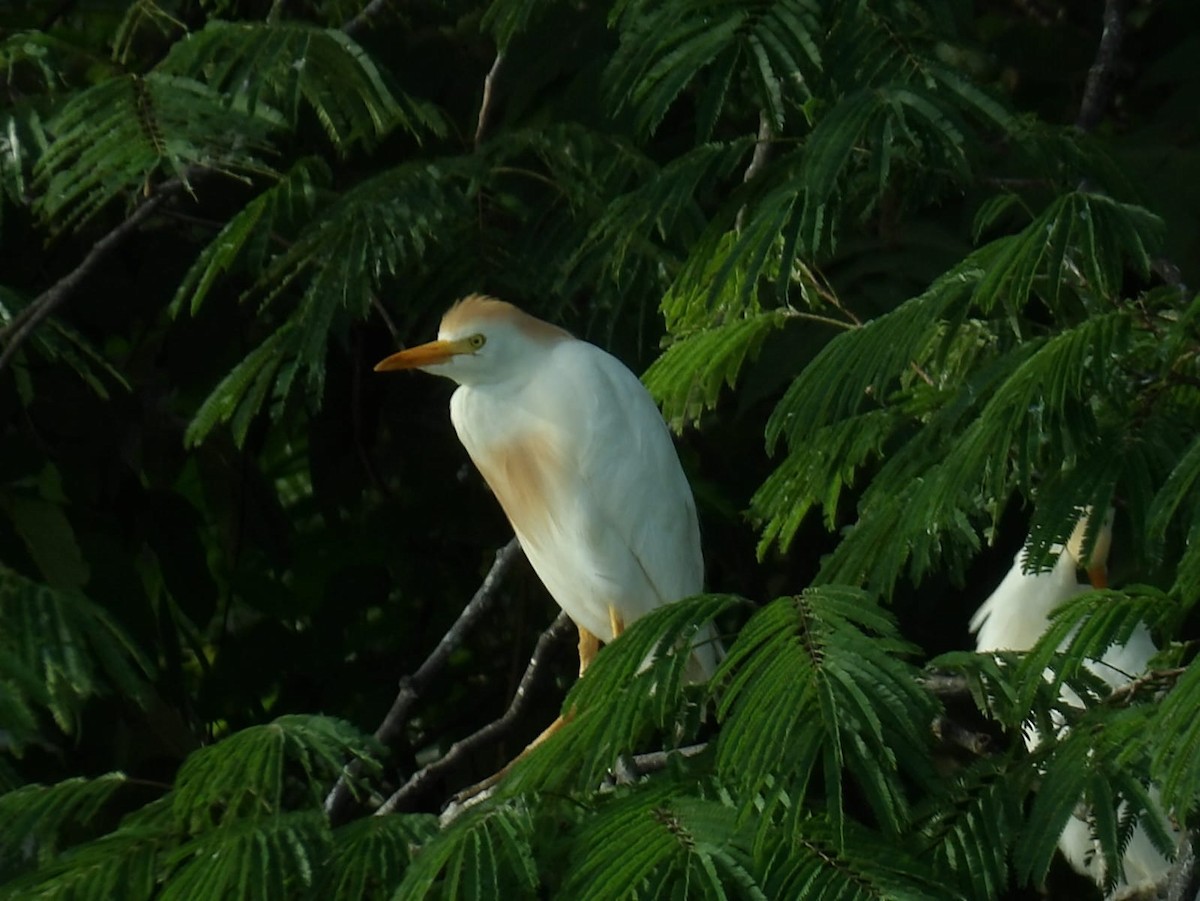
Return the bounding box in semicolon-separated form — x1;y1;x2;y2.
322;816;438;900
36;72;284;230
0;773;130;872
644;310;787;430
161;811;333;901
916;760;1025;900
715;588;936;841
393;802;539;900
561;788;765;901
500;595;735;796
4;0;1200;898
171;715;381;829
0;567;153;747
161;21;446;151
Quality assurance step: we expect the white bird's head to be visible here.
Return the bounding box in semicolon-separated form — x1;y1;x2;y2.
373;294;571;386
1063;507;1115;588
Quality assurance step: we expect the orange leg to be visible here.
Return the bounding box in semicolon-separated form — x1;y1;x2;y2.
454;619;618;805
453;713;572;803
609;606;625;639
578;625;600;676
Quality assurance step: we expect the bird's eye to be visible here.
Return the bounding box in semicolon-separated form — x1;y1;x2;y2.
467;334;486;350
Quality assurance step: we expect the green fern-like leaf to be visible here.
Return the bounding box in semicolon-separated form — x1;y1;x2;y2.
256;158;476;399
3;308;130;402
183;323;293;449
0;824;164;901
644;311;787;431
171;715;380;830
571;140;748;295
392;801;538;901
504;594;738;796
1013;588;1170;715
561;785;766;901
915;757;1026;899
759;814;963;901
1014;704;1174;890
1147;432;1200;565
714;587;937;843
971;192;1163;315
322;815;438;901
160;811;331;901
1151;657;1200;819
162;21;446;150
0;566;154;743
171;157;332;318
35;73;284;230
0;773;130;873
751;407;901;553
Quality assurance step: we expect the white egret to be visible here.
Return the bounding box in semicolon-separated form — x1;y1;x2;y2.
375;294;720;683
971;514;1176;897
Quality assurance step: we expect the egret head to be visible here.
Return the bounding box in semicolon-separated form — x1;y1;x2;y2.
1064;507;1114;588
374;295;570;386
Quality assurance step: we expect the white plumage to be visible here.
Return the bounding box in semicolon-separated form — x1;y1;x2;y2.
970;515;1177;898
376;295;719;679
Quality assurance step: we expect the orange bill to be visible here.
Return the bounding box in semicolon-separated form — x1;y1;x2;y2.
374;340;461;372
1087;563;1108;589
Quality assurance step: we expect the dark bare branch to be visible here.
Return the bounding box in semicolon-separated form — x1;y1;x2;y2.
1166;834;1199;901
919;672;975;703
475;52;506;146
1076;0;1127;132
343;0;394;36
607;743;708;787
932;715;992;756
325;538;524;822
1105;666;1187;707
376;610;574;816
735;111;773;232
0;186;178;374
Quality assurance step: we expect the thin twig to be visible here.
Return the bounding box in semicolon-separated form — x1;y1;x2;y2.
325;538;525;823
370;293;400;342
475;52;506;147
607;743;708;787
39;0;79;30
1104;666;1187;708
0;186;177;374
1166;834;1199;901
342;0;393;36
1075;0;1127;132
375;610;574;816
932;715;992;756
735;111;774;232
781;309;858;332
919;672;975;703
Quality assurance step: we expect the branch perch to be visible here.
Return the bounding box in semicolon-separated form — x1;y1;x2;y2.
343;0;393;36
475;52;506;146
0;186;177;374
1075;0;1127;132
325;537;524;823
376;610;574;817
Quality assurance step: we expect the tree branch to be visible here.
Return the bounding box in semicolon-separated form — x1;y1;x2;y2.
1104;666;1187;707
324;538;524;823
735;111;774;232
475;52;506;147
606;743;708;787
375;610;574;817
0;186;178;375
1075;0;1127;132
1166;833;1199;901
342;0;393;36
919;672;975;703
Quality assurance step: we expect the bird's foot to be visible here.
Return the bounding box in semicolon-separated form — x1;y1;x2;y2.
444;714;570;819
